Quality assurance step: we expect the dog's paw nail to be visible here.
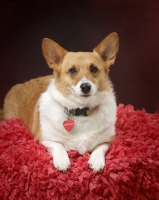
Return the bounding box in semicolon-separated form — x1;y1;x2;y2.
57;164;70;172
89;164;104;173
56;162;71;172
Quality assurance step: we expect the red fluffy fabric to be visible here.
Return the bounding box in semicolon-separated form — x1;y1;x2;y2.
0;104;159;200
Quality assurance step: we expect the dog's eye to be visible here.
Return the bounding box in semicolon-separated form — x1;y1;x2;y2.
68;66;77;76
90;64;98;74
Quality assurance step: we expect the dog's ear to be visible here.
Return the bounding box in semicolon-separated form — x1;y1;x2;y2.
42;38;68;70
94;32;119;66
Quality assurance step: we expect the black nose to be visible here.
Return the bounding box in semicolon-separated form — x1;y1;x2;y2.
80;83;91;94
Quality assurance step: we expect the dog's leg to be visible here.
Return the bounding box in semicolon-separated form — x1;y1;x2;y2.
41;141;70;171
88;143;110;172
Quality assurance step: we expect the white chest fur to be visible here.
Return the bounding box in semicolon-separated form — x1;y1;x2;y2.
39;79;117;155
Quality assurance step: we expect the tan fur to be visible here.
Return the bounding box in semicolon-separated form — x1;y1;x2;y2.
3;75;53;139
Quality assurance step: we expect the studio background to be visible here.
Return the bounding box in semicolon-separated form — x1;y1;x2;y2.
0;0;159;113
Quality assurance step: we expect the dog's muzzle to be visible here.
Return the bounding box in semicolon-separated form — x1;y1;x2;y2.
80;83;91;94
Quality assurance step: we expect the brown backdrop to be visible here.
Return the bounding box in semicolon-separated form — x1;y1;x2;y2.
0;0;159;113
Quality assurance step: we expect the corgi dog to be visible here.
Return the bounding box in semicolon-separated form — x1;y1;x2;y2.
3;32;119;172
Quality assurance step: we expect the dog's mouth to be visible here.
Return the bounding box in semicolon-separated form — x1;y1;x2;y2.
70;79;97;98
70;86;92;97
81;94;90;98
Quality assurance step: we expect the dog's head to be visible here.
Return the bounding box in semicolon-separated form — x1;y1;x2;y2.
42;33;119;105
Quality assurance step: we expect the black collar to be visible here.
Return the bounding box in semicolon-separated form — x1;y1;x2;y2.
65;106;98;117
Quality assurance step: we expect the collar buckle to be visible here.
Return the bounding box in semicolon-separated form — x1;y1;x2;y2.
75;107;89;116
65;106;98;117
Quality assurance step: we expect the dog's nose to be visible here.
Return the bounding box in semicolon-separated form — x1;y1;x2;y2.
80;83;91;94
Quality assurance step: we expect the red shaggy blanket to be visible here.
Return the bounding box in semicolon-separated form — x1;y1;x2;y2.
0;105;159;200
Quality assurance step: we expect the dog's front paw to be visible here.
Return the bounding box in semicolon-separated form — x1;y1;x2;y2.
53;152;71;171
88;152;105;173
42;141;71;172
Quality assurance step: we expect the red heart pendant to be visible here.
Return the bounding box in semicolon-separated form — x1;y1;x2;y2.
63;119;75;132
